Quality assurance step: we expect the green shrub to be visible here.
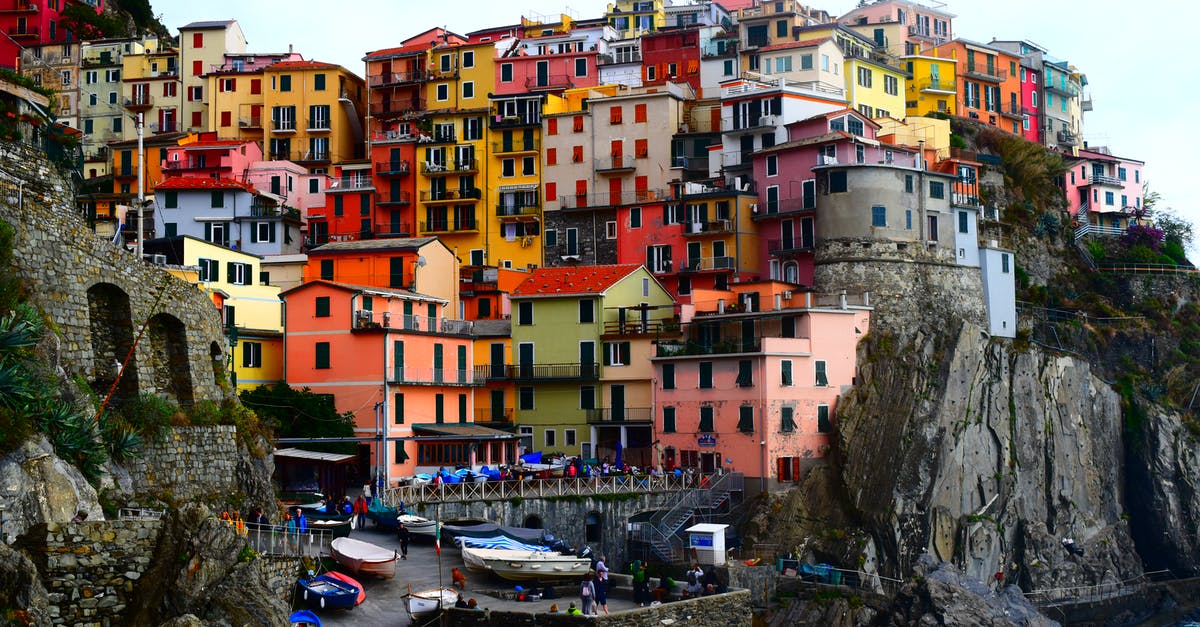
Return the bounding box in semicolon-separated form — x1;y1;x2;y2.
0;405;33;455
115;393;179;442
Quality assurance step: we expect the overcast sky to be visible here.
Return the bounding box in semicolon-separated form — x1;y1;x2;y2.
155;0;1200;255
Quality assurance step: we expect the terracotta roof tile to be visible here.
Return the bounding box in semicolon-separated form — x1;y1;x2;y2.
511;264;642;297
758;37;830;52
270;60;337;70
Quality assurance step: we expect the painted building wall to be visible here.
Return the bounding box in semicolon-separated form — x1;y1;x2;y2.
815;164;956;258
902;55;956;116
979;247;1016;338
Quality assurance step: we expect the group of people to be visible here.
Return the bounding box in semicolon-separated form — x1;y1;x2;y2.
575;554;611;615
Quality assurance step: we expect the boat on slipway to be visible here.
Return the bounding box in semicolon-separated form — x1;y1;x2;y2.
330;537;399;579
406;587;459;622
459;546;592;581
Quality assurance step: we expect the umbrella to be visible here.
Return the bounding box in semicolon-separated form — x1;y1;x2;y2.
614;440;623;469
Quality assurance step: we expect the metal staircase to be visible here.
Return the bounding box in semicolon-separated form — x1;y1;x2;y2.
633;472;744;562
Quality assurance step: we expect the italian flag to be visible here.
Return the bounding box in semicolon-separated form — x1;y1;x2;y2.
434;523;441;555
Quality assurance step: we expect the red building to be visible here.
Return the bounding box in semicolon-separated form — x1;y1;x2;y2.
640;26;703;93
2;0;103;70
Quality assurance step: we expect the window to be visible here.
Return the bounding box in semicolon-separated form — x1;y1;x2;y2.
609;106;623;125
315;342;330;369
781;406;796;432
663;406;676;433
635;139;648;158
575;57;587;77
313;296;331;317
279;75;292;92
857;67;872;88
1001;253;1010;273
606;221;617;239
211;191;224;208
929;181;946;199
436;84;448;101
736;359;753;387
519;386;534;410
817;405;831;433
462;50;475;68
197;258;219;282
462;81;474;99
634;103;647;123
815;360;828;386
1105;191;1114;206
501;159;515;177
394;393;405;424
543;428;557;448
319;259;334;280
829;171;847;193
738;405;755;433
227;262;249;286
699;361;713;389
662;363;675;389
766;155;778;177
872;205;887;227
566;228;579;256
781;360;792;386
242;341;262;368
578;299;594;324
501;63;513;82
523;156;536;175
884;75;898;95
958;211;969;234
856;144;865;164
630;207;642;229
545;230;557;247
579;386;595;410
565;429;576;447
699;406;714;433
517;301;533;325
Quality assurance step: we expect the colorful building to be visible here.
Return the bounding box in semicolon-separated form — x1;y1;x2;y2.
78;37;147;178
653;282;870;493
20;41;79;129
302;237;460;314
178;20;248;134
506;264;675;462
928;39;1023;135
203;50;300;144
1041;59;1087;152
263;59;366;168
605;0;667;40
120;37;181;137
988;40;1045;144
281;280;516;482
1062;148;1144;233
0;0;103;70
837;0;953;56
901;54;956;117
153;176;302;257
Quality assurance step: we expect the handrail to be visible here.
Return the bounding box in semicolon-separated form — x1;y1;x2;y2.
382;472;716;507
1025;570;1171;606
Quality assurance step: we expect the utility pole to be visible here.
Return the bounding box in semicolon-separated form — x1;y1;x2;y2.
136;111;145;259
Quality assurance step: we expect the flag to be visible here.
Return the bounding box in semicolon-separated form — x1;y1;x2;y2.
434;522;441;555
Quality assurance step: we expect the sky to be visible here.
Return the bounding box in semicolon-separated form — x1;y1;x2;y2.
154;0;1200;254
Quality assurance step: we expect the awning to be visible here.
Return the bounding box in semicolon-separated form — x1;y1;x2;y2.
497;184;539;192
411;423;520;440
274;447;357;463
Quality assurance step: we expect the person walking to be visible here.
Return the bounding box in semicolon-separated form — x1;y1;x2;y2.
353;494;369;528
685;562;704;598
579;571;596;616
594;555;610;615
397;521;411;559
631;559;650;606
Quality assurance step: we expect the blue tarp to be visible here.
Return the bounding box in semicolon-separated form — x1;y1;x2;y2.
520;451;543;464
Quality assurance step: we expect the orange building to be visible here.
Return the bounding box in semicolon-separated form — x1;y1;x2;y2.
302;236;460;315
929;39;1023;135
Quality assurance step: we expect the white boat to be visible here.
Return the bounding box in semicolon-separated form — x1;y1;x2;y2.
407;587;458;621
459;547;592;581
397;513;438;538
330;537;399;579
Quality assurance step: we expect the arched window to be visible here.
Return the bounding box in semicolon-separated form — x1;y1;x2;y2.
782;262;799;284
523;514;543;529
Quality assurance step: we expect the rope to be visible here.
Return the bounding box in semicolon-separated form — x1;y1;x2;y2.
91;272;174;423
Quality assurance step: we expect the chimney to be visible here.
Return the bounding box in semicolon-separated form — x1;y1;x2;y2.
288;44;293;54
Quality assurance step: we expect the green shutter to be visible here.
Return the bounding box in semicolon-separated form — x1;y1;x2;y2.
394;392;405;423
435;393;444;423
458;394;467;423
457;345;467;383
620;342;631;366
433;344;444;382
738;405;754;432
816;361;828;386
393;340;404;380
227;262;235;284
269;222;277;243
315;342;330;368
315;296;330;317
395;441;408;462
817;405;831;433
662;363;674;389
699;406;714;432
782;406;796;432
210;260;219;282
781;360;792;386
663;407;676;433
699;362;712;388
204;222;211;241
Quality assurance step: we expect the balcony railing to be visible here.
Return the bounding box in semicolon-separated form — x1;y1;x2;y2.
1088;174;1124;187
1044;80;1079;98
239;116;262;129
595;155;638;172
700;42;737;58
7;26;38;38
670;155;709;171
916;79;956;93
419;188;481;203
377;314;474;335
368;70;429;87
559;188;666;209
962;66;1007;83
376;191;412;206
370;98;426;118
420;159;478;174
123;94;154;109
491;138;540;154
755;197;813;218
421;220;478;233
328;175;374;192
472;362;600;382
655;339;762;357
489;114;542;130
601;320;680;336
390;367;477;386
496;204;540;217
684;219;734;235
585;407;653;423
999;103;1023;120
307;118;332;132
375;160;411;176
678;256;736;272
373;220;412;237
525;74;574;90
272;119;296;133
767;238;814;254
474;408;514;423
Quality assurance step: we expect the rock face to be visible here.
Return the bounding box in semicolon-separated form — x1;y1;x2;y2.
887;556;1059;627
0;540;51;627
1125;405;1200;577
836;318;1143;592
0;436;103;542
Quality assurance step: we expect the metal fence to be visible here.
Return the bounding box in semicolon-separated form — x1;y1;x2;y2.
244;524;335;557
1025;570;1172;607
382;472;713;507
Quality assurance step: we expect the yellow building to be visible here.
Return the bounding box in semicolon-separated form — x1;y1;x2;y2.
120;38;181;139
902;54;957;116
178;20;248;133
606;0;666;39
202;53;295;143
874;115;951;160
262;60;366;169
143;235;284;391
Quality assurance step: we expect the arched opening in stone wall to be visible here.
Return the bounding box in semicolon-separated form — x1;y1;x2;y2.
585;511;602;543
210;341;227;389
87;282;138;402
146;313;193;406
522;514;543;529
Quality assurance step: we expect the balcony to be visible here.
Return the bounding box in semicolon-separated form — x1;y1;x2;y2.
559;188;666;210
472;362;600;382
489;114;542;130
420;219;478;234
601;319;679;337
370;98;426;118
595;155;637;173
7;26;38;39
670;155;709;172
306;118;332;133
496;204;540;218
1080;97;1093;112
585;407;653;423
683;219;735;236
916;79;956;94
248;200;286;218
238;116;262;129
655;339;761;357
389;367;478;387
525;74;574;90
376;191;412;206
149;121;177;133
999;103;1023;120
962;66;1006;83
1088;174;1124;187
0;2;39;12
678;256;736;272
768;238;814;255
1056;130;1079;146
419;188;481;204
271;119;297;134
700;41;737;59
123;94;154;111
726;114;780;135
1044;80;1079;98
373;220;412;237
375;160;411;176
163;159;232;172
327;175;374;193
753;197;813;219
420;158;479;175
372;313;473;336
474;408;514;424
369;70;429;88
430;66;459;80
491;138;540;154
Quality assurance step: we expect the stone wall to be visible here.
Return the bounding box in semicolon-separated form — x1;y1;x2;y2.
259;556;304;601
0;141;232;406
121;426;239;501
726;563;776;609
543;208;619;266
444;589;752;626
32;520;162;626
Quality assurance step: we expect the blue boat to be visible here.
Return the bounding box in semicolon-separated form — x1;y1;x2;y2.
297;573;360;609
289;609;321;626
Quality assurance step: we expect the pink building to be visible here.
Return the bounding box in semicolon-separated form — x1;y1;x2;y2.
751;109;917;286
1017;61;1041;143
162;132;262;182
652;282;870;494
838;0;953;55
281;280;518;484
493;37;601;96
1062;148;1145;233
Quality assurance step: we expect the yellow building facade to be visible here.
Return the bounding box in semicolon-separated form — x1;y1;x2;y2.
903;55;957;116
262;61;366;168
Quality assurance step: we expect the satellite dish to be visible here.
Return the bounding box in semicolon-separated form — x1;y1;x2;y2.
417;255;427;267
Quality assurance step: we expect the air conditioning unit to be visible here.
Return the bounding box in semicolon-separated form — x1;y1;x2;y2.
357;309;373;326
143;253;167;265
758;115;779;127
381;311;392;328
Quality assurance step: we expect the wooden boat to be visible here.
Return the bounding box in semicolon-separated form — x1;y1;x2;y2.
323;571;365;605
296;574;359;609
406;587;459;621
365;501;399;530
459;546;592;581
309;517;353;538
330;537;399;579
397;513;438;538
289;609;321;627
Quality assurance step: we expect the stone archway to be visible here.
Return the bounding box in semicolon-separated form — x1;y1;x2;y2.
146;312;193;405
87;282;138;402
522;514;543;529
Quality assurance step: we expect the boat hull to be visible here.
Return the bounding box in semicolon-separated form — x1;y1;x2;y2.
461;547;592;581
296;574;359;609
397;514;438;538
407;587;458;620
330;537;399;579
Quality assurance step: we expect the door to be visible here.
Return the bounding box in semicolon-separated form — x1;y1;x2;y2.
522;128;535;151
536;60;549;87
580;341;595;379
490;389;506;422
700;452;718;473
781;218;794;249
686;241;702;270
610;384;625;421
801;217;815;248
502;130;513;153
389;209;402;235
490;342;505;379
664;447;677;470
610;139;623;168
389;147;402;170
393;341;404;381
518;343;534;378
433;344;444;383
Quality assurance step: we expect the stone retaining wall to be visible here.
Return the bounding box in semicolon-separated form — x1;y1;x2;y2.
37;520;162;626
123;426;239;500
259;556;304;601
444;589;752;626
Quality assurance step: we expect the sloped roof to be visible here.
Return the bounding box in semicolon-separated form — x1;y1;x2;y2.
270;60;338;70
156;177;255;193
511;264;642;298
758;37;831;53
306;237;440;254
279;279;444;303
471;319;511;337
180;20;236;30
